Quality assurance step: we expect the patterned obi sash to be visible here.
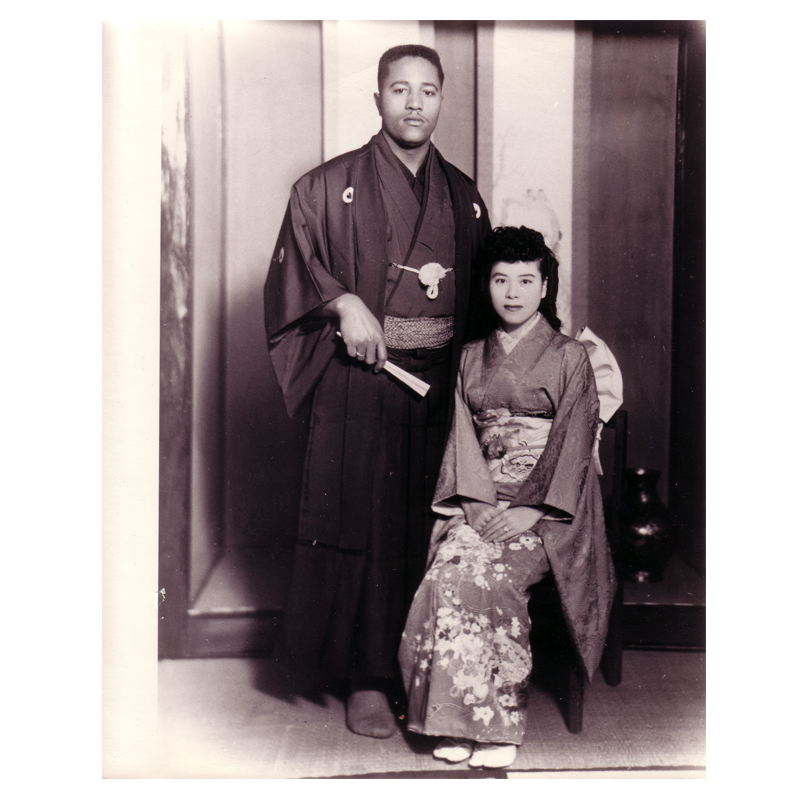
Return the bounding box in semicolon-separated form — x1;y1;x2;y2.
473;409;554;503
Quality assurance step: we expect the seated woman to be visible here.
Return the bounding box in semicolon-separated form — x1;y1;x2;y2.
398;226;616;769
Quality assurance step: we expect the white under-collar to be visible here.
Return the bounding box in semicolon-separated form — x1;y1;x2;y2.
497;313;542;354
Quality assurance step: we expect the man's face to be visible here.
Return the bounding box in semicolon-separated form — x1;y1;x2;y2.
374;56;443;149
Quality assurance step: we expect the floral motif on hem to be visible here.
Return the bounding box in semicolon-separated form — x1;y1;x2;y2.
401;524;549;743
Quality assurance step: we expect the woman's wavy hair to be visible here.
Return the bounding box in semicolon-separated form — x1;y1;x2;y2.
467;225;562;340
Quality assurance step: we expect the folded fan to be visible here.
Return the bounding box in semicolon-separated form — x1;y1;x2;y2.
336;332;430;396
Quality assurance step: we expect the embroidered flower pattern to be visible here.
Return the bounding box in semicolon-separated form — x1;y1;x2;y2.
403;524;543;738
400;402;552;744
509;535;538;552
501;453;538;481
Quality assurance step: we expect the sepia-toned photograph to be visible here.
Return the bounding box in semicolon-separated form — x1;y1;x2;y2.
104;18;706;779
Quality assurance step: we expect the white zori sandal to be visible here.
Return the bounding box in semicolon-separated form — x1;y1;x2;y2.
469;743;518;769
433;737;474;763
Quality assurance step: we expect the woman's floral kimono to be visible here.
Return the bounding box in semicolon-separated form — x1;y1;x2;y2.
399;315;616;744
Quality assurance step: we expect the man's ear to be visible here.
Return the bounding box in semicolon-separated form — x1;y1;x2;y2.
374;93;380;114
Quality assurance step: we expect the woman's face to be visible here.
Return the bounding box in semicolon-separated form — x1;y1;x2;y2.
489;260;547;335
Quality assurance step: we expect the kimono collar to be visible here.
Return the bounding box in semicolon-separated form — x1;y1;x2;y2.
392;143;429;202
481;313;557;397
374;131;434;191
497;313;542;354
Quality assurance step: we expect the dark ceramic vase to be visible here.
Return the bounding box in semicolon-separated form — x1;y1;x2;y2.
620;468;674;583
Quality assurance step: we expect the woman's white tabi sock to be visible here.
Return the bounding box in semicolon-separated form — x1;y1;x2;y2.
433;737;474;763
468;742;518;769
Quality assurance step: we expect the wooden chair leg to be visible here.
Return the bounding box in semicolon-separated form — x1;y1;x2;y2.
601;580;624;687
566;661;584;734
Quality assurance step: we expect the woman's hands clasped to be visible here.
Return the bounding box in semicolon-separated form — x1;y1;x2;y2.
461;501;544;543
479;506;543;542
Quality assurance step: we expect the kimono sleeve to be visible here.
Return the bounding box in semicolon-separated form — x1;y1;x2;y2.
432;353;497;513
264;177;351;417
512;343;600;519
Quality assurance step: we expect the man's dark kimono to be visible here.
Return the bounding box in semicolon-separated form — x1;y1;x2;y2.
264;132;491;682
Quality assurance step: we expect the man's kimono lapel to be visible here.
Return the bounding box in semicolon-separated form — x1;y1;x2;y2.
373;136;426;261
352;138;389;319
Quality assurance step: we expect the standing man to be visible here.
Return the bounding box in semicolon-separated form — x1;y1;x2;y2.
264;44;490;738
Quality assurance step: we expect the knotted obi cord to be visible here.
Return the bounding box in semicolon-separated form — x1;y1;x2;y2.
473;411;554;505
384;315;454;350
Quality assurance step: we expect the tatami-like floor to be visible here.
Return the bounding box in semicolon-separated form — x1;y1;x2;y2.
156;649;705;779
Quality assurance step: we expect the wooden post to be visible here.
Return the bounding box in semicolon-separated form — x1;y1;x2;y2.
158;28;192;658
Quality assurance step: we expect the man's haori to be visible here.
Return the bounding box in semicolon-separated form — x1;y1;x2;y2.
264;132;491;681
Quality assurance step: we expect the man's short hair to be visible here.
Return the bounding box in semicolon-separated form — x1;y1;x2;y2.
377;44;444;91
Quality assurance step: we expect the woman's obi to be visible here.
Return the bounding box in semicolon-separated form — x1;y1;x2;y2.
475;408;553;505
431;408;554;518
